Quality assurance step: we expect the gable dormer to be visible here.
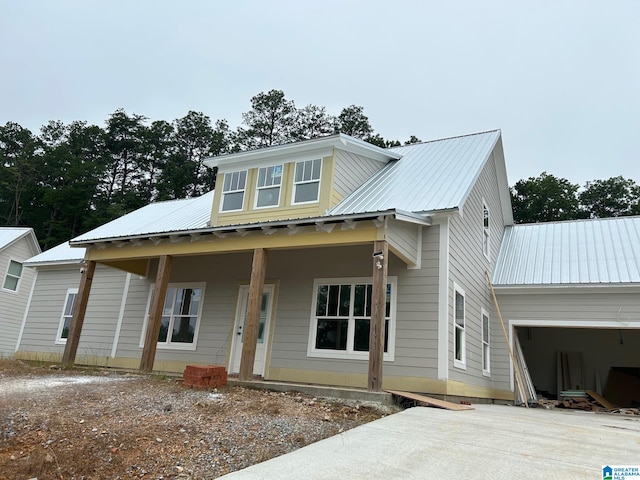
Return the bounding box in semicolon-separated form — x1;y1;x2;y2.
205;134;401;227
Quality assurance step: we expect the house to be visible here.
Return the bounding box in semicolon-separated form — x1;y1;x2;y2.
16;129;639;402
0;227;40;357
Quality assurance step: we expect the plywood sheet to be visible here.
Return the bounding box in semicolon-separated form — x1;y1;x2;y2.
386;390;474;411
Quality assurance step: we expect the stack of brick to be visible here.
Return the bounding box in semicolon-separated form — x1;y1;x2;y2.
182;365;227;389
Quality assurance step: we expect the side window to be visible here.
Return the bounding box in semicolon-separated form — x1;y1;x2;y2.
483;201;490;259
255;164;283;208
482;308;490;375
221;170;247;212
454;284;466;368
56;289;78;344
3;260;23;292
293;159;321;204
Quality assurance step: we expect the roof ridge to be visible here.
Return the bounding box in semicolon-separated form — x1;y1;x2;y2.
515;215;640;227
388;129;501;149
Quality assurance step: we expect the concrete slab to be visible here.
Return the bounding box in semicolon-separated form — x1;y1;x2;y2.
220;404;640;479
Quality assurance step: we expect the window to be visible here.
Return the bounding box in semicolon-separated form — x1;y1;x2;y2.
221;170;247;212
482;201;490;259
56;289;78;344
454;284;466;368
482;308;490;375
293;159;321;204
3;259;23;292
255;164;283;208
140;284;205;350
308;277;396;360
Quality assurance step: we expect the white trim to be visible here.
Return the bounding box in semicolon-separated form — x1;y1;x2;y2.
15;270;37;352
306;276;397;362
111;272;131;358
506;319;640;393
453;282;466;369
139;282;206;351
292;158;322;205
437;218;449;380
55;288;79;345
481;307;490;377
2;257;24;294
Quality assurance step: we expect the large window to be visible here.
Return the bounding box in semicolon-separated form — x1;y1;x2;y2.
482;308;490;375
140;284;205;350
482;201;490;259
3;259;23;292
221;170;247;212
308;277;396;360
293;159;321;204
55;289;78;344
255;164;283;208
454;284;466;368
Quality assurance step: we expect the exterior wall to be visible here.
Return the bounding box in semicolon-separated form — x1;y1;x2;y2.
447;151;511;393
386;219;422;267
0;238;38;356
496;289;640;394
333;150;385;200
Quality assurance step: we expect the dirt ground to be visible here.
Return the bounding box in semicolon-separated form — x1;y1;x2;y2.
0;360;391;480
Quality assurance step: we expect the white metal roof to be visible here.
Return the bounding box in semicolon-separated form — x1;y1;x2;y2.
0;227;40;254
24;241;85;266
71;191;215;243
493;216;640;286
328;130;501;216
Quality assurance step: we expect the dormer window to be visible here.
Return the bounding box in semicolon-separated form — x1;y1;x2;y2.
293;159;321;204
255;164;283;208
221;170;247;212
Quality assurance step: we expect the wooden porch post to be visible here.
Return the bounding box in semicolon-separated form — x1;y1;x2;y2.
140;255;173;373
239;248;268;381
368;240;389;392
62;260;96;368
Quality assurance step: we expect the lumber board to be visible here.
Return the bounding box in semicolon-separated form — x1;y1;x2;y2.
586;390;617;411
386;390;474;411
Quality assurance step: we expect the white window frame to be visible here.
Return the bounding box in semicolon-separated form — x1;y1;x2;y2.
55;288;78;344
481;307;491;376
307;276;396;361
482;200;490;260
254;164;283;209
453;283;466;369
2;258;23;293
139;282;206;351
292;158;322;205
220;170;247;212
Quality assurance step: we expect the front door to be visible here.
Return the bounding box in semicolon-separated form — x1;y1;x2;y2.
229;284;274;376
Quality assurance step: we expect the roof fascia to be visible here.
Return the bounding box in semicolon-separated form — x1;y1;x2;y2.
0;229;41;255
204;134;401;170
493;284;640;295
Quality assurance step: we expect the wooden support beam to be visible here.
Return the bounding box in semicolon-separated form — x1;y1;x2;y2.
140;255;173;373
239;248;268;381
62;261;96;368
368;240;388;392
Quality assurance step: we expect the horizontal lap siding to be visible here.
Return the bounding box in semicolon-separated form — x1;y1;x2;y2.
448;151;510;391
333;151;385;199
387;220;421;266
0;240;37;355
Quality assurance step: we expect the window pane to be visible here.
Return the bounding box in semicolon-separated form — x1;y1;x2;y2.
303;160;312;181
386;284;392;317
222;191;244;211
483;314;489;343
171;316;196;343
257;186;280;207
327;285;339;316
455;291;464;327
158;316;170;342
8;260;22;276
455;327;464;361
61;317;71;339
354;319;389;352
339;285;351;317
223;173;232;191
315;318;348;350
365;284;372;317
64;293;77;316
316;285;328;316
257;167;266;187
311;158;321;179
354;285;366;316
294;181;319;203
295;162;303;182
163;288;176;316
3;276;18;290
238;170;246;188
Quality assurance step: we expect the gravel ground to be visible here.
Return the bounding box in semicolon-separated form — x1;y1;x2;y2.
0;361;392;480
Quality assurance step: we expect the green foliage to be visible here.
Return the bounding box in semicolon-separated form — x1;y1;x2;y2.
511;172;582;223
578;176;640;218
335;105;373;139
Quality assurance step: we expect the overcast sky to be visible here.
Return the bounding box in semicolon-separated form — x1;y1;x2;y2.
1;0;638;187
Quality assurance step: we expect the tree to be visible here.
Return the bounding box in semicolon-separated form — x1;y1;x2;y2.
511;172;582;223
236;90;296;149
404;135;422;145
335;105;373;139
292;104;336;141
579;176;640;218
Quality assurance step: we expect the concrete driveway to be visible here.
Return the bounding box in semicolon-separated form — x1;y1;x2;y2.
221;404;640;479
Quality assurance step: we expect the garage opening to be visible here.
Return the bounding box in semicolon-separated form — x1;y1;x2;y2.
515;326;640;407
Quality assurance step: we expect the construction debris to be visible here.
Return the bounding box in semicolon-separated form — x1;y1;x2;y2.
536;395;640;415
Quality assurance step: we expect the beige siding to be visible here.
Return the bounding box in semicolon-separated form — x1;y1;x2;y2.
333;150;385;200
0;239;38;356
387;219;421;267
448;151;511;392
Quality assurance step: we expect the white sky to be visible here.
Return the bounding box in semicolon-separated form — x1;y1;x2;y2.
1;0;638;187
